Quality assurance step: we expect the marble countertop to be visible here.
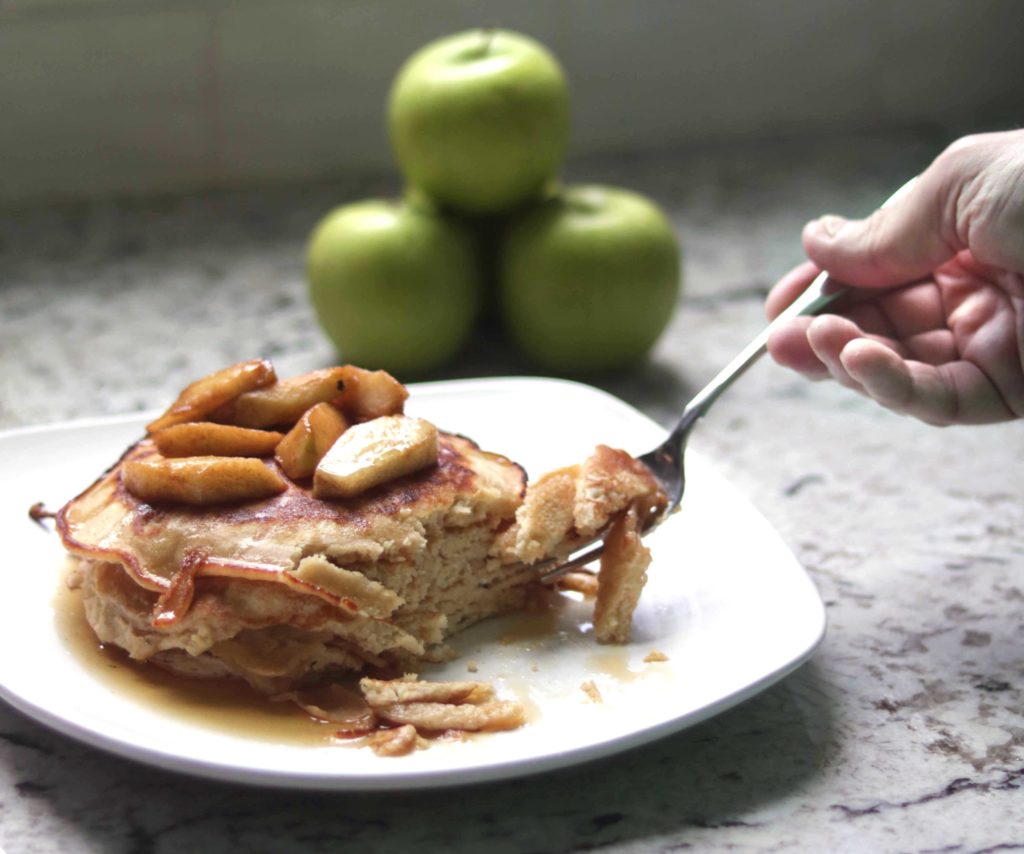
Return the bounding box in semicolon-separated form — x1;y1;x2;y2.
2;130;1023;853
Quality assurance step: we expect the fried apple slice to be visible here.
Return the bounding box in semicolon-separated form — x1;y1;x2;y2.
211;367;349;428
122;456;287;505
274;402;349;480
335;367;409;421
313;415;437;500
146;359;276;433
152;423;284;458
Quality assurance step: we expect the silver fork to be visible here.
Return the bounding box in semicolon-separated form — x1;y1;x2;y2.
540;177;917;582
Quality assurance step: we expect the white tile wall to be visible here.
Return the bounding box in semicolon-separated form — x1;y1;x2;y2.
0;0;1021;206
560;0;885;149
0;4;216;201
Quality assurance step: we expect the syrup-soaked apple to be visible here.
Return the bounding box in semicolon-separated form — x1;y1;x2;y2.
152;423;284;458
147;359;276;433
274;402;349;480
121;456;287;506
313;415;438;499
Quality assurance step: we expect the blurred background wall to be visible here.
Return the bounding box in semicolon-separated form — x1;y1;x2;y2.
1;0;1022;208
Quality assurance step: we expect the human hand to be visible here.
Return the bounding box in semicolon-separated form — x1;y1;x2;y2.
766;130;1024;425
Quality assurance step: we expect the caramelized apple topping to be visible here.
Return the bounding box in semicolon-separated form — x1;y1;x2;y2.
146;359;276;433
152;423;284;458
210;367;350;428
334;367;409;421
274;402;349;480
313;415;438;500
124;361;426;507
121;456;287;506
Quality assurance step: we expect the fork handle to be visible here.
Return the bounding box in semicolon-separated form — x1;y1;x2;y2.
672;176;919;437
677;270;841;429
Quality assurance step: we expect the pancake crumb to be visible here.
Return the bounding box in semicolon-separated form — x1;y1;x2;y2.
466;660;478;673
358;675;525;747
644;650;669;663
580;680;603;703
365;724;420;757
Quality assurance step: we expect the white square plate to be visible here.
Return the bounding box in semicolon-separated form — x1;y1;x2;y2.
0;377;825;789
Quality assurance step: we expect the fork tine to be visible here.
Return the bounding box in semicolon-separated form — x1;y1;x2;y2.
538;542;606;583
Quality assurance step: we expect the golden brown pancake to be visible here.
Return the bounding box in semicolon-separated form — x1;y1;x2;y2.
59;432;535;692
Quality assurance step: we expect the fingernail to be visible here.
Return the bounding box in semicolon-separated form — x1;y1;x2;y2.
816;215;847;238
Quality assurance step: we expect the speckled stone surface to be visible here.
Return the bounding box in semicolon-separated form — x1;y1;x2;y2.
2;130;1023;853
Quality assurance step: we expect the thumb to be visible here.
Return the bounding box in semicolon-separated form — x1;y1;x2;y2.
802;175;959;288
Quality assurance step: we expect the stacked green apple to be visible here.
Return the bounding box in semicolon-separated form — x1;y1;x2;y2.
307;29;681;375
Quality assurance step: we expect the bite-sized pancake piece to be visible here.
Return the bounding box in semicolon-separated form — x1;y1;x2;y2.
594;506;652;644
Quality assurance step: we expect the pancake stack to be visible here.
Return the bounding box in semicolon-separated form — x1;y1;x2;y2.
57;360;665;694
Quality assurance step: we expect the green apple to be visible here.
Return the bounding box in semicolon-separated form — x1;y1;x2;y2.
307;199;480;375
388;29;570;215
499;185;681;372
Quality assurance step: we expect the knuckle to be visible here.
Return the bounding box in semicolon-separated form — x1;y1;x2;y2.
938;130;1005;165
941;133;984;160
959;159;1024;268
855;211;896;274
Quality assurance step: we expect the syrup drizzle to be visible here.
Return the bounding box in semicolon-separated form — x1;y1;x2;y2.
29;502;56;527
53;574;340;746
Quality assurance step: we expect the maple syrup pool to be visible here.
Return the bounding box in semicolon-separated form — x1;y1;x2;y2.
53;568;367;747
50;562;655;748
50;562;559;747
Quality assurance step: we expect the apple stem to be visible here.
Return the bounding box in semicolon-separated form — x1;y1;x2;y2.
480;27;496;55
